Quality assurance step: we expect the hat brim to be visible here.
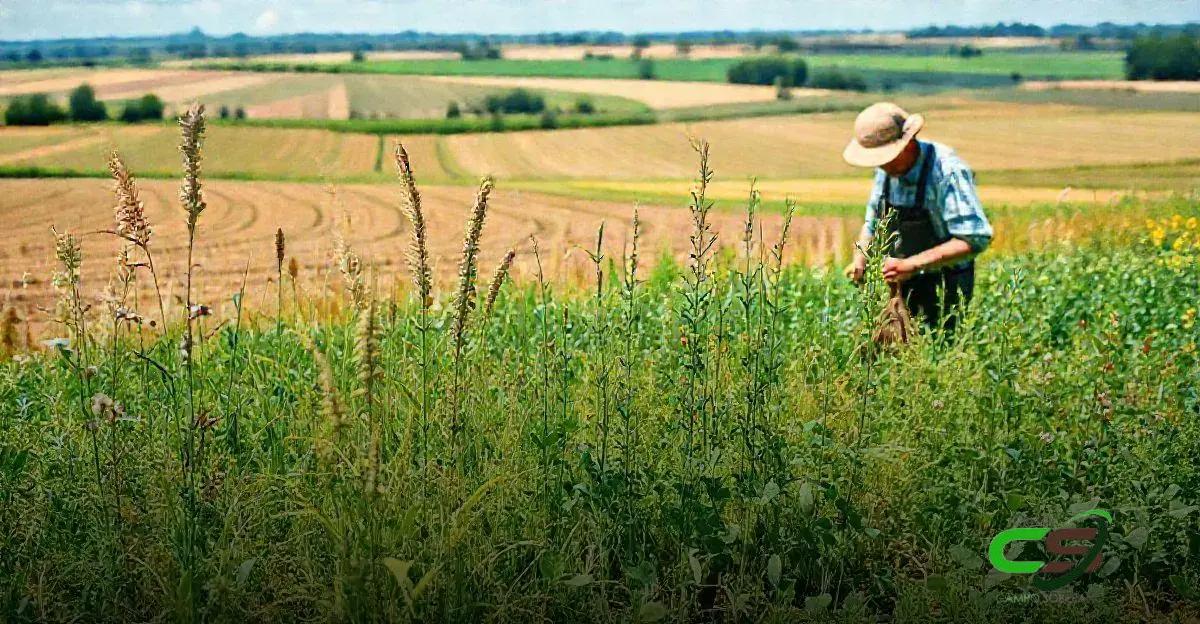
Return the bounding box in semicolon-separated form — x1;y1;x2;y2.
842;114;924;168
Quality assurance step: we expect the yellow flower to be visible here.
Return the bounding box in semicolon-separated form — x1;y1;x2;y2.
1171;214;1183;228
1187;217;1198;231
1184;308;1197;330
1151;228;1166;246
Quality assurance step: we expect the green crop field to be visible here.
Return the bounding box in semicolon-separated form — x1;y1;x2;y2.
805;51;1125;79
212;50;1124;85
214;57;739;82
0;123;1197;621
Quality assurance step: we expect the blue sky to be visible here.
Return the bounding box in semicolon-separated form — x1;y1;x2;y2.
1;0;1197;41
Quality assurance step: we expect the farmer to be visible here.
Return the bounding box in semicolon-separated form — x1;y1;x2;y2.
842;102;993;332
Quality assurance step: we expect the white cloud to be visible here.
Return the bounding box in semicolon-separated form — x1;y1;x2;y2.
254;7;279;31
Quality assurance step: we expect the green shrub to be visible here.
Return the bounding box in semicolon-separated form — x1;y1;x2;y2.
726;56;807;86
637;58;655;80
483;88;545;114
118;94;165;123
538;109;558;129
67;84;107;122
574;97;596;114
3;93;66;125
1126;33;1200;80
807;67;868;91
446;101;462;119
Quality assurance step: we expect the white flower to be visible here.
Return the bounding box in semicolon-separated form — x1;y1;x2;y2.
42;337;71;349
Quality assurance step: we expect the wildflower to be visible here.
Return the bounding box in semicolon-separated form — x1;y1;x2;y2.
1183;308;1196;330
1038;431;1055;444
42;337;71;350
114;307;144;324
91;393;113;417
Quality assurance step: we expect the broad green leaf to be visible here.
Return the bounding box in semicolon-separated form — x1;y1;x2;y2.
950;545;982;569
235;558;256;586
381;557;413;593
1125;527;1149;550
804;592;832;612
798;482;814;513
564;574;592;587
1099;555;1121;578
638;601;668;622
688;550;702;586
767;554;781;587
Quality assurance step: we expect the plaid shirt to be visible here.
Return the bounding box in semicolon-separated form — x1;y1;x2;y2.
862;140;993;255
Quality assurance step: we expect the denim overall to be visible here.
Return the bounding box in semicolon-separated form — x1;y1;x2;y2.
880;143;974;332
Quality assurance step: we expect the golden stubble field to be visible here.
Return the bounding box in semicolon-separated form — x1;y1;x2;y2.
6;102;1199;184
0;177;855;326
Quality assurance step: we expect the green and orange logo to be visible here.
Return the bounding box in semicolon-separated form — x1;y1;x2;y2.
987;509;1111;591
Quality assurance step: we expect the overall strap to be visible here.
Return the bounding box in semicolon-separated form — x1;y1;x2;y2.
912;142;936;212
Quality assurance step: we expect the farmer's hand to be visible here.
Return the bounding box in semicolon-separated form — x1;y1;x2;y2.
844;257;866;284
882;257;918;283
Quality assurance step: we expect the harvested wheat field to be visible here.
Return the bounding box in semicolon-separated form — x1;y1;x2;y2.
427;75;819;109
436;105;1200;180
0;68;282;102
1022;80;1200;93
165;50;462;67
502;43;752;60
0;177;854;325
0;124;389;179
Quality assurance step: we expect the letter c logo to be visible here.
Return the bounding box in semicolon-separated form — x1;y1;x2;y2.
988;527;1050;574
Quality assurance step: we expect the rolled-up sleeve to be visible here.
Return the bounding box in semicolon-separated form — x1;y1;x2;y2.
938;167;992;253
863;170;885;236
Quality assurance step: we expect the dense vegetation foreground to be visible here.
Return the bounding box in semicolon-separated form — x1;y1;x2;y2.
1;110;1199;623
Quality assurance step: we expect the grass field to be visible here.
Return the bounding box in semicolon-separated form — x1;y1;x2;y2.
0;122;1197;620
0;68;649;122
213;50;1124;84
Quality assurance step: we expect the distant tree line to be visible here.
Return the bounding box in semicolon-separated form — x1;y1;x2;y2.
724;57;868;92
909;21;1198;40
1126;33;1200;80
4;84;164;126
4;23;1198;68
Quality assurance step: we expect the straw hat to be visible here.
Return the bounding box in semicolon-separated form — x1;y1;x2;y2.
842;102;925;168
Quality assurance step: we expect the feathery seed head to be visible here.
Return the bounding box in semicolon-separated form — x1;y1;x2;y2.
108;150;151;248
484;248;516;318
178;103;207;233
450;177;493;347
51;228;81;288
394;142;432;308
275;228;286;272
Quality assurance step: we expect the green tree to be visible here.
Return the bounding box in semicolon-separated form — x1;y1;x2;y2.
807;67;868;91
4;93;67;125
118;94;164;123
1126;33;1200;80
726;57;806;86
67;84;107;122
638;58;656;80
